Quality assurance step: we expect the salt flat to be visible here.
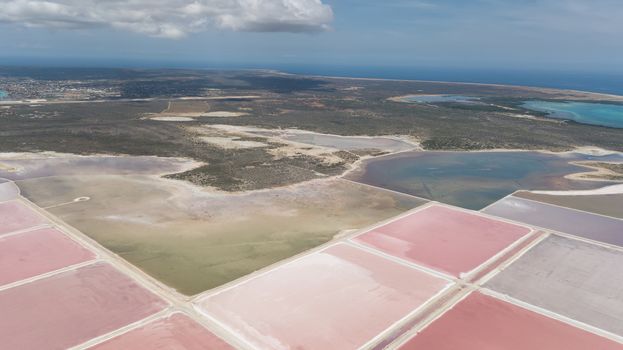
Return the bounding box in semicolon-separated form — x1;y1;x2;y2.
485;235;623;336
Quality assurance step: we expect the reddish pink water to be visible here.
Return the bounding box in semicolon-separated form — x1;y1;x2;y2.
199;243;449;349
0;200;48;236
400;292;621;350
355;205;531;276
91;313;233;350
0;227;95;286
0;263;167;350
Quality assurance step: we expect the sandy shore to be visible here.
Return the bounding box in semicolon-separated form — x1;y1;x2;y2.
499;113;564;123
370;146;621;157
564;161;623;182
530;184;623;196
288;72;623;102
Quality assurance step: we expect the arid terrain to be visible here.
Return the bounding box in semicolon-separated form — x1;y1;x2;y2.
2;67;622;295
2;67;623;192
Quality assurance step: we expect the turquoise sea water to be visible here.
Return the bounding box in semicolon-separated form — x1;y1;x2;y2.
522;101;623;128
346;151;622;210
0;90;7;100
404;95;480;104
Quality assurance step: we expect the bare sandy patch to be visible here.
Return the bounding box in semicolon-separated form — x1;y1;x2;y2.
528;184;623;195
198;136;267;149
204;95;261;100
206;124;263;135
565;161;623;182
150;116;195;122
0;151;78;160
188;126;268;150
201;111;248;118
146;100;211;120
0;153;201;180
0;163;19;173
268;145;344;166
207;124;419;153
502;113;563;123
572;147;620;156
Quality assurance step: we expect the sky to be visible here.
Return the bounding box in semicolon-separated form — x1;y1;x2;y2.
0;0;622;73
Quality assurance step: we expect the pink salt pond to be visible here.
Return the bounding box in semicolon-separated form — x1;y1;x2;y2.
197;243;450;350
91;313;233;350
0;227;95;286
399;292;621;350
354;205;532;277
0;200;48;236
0;263;167;350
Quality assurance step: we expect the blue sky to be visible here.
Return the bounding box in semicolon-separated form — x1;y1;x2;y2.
0;0;622;72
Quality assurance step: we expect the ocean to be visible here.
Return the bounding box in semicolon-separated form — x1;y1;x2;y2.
273;65;623;96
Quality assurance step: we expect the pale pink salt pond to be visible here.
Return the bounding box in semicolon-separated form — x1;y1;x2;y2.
197;243;450;350
0;263;167;350
91;313;233;350
0;200;48;236
354;205;532;277
0;182;19;202
0;227;95;286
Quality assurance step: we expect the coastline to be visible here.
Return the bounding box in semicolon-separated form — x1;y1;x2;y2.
565;161;623;182
3;142;622;203
275;71;623;102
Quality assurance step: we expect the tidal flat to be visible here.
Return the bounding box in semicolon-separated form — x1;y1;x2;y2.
18;173;425;295
0;153;197;180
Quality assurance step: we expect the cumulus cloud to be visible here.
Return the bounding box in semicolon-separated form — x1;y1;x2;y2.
0;0;334;38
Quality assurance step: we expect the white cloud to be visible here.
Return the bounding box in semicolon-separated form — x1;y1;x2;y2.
0;0;334;38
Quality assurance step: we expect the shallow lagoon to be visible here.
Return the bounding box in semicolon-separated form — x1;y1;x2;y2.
522;100;623;128
346;151;622;210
